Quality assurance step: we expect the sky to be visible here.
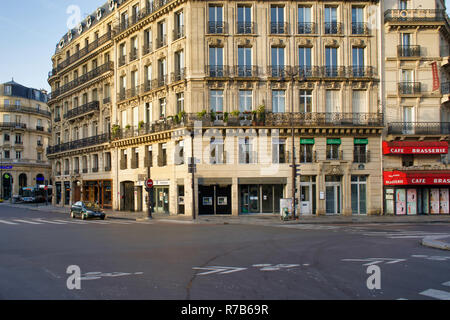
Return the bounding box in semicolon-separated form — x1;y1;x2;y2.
0;0;105;92
0;0;450;92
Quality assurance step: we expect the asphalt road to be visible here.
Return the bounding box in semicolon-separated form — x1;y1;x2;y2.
0;204;449;300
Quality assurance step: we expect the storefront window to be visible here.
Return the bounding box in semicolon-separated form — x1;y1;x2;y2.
351;176;367;215
240;184;284;214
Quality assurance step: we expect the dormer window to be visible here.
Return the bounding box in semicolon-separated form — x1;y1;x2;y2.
4;85;11;95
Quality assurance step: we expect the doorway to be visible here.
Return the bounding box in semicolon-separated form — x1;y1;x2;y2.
325;176;341;215
300;176;316;215
122;181;135;211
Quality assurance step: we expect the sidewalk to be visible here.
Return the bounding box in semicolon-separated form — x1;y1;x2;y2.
2;202;450;225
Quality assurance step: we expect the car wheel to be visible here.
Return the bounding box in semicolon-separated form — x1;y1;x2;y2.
100;216;105;220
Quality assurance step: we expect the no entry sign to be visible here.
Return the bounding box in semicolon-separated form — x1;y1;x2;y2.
145;179;154;189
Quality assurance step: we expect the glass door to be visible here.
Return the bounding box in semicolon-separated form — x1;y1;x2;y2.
325;178;341;215
249;185;260;213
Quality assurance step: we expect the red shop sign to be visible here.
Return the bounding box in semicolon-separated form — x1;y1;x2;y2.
384;171;450;186
383;141;448;155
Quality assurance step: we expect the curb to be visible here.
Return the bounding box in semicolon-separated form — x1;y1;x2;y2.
421;236;450;251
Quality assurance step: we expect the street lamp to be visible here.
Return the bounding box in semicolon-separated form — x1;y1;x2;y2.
190;130;196;220
0;151;3;201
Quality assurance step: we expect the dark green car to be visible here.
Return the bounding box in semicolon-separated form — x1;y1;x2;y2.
70;201;106;220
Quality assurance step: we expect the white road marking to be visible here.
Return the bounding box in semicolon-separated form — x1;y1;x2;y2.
12;219;42;225
419;289;450;300
193;266;247;276
342;258;406;265
53;219;88;224
443;281;450;287
33;219;66;225
0;219;18;225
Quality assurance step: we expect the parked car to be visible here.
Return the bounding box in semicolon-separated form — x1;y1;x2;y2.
70;201;105;220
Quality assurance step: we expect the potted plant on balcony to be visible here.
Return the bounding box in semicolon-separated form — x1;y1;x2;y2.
111;124;120;140
197;110;207;119
175;110;186;125
224;112;229;125
256;105;266;125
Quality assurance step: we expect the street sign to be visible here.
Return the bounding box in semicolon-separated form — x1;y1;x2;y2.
145;179;154;189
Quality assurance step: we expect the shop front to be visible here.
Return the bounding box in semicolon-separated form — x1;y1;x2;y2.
239;180;285;215
384;171;450;215
153;180;170;214
83;180;113;209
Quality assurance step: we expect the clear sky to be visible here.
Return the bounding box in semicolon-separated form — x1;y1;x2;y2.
0;1;449;92
0;0;106;92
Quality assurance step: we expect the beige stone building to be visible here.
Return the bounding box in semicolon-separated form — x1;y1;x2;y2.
382;0;450;215
0;80;52;200
48;0;384;216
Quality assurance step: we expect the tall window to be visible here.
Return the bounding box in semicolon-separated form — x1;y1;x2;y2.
272;138;286;164
209;5;224;33
157;20;167;48
326;139;341;160
299;90;312;113
354;139;368;163
351;7;365;34
175;140;185;165
210;137;225;164
237;5;252;34
300;141;314;163
176;93;184;114
4;85;11;95
158;58;167;85
238;47;252;76
299;47;312;76
209;46;223;76
272;90;285;113
325;47;338;77
145;102;152;124
239;137;254;164
326;90;339;119
174;10;184;39
239;90;252;112
159;98;166;119
271;47;285;76
399;0;408;10
351;176;367;215
352;47;365;76
298;6;312;34
324;6;338;34
144;28;152;53
352;90;365;114
174;50;185;80
270;5;285;34
210;90;224;112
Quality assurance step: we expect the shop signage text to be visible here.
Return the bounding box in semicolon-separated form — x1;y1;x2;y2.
383;141;448;155
384;171;450;186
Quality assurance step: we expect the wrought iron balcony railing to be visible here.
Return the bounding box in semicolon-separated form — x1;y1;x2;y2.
270;22;288;34
237;22;255;34
384;9;450;25
157;75;168;87
171;68;186;82
398;82;421;95
397;45;421;57
207;65;228;77
324;22;342;34
143;42;152;55
129;48;138;62
173;25;185;40
156;35;167;49
0;122;27;129
351;22;369;35
36;126;44;132
269;66;287;77
235;65;259;77
348;66;376;78
387;122;450;135
208;21;226;34
50;62;114;100
47;133;111;155
64;101;99;120
103;97;111;105
322;66;347;78
297;22;316;34
0;105;51;117
119;55;127;67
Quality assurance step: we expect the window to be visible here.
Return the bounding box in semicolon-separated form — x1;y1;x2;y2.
271;47;285;76
210;137;225;164
239;90;252;112
209;47;223;76
298;6;312;34
272;90;285;113
325;90;339;118
174;50;185;80
175;140;185;165
352;91;365;115
272;138;286;164
210;90;224;112
4;150;10;159
209;5;224;33
238;46;252;76
299;47;312;76
399;0;408;10
325;47;338;77
157;20;167;47
352;47;365;76
131;148;139;169
3;114;10;123
158;58;167;85
4;133;10;142
145;102;152;124
176;93;184;114
132;4;140;24
324;6;338;34
15;100;20;106
326;139;341;160
300;141;314;163
354;139;368;163
121;110;127;128
159;143;167;166
144;29;152;53
121;150;128;170
159;98;166;119
4;99;10;106
237;5;252;34
37;152;42;161
239;137;254;164
351;7;365;34
351;176;367;215
174;10;185;39
146;146;153;167
270;5;285;34
16;151;22;159
15;134;22;144
299;90;312;113
4;85;11;95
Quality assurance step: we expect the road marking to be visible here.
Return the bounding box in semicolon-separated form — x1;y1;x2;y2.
252;264;300;271
342;258;406;265
53;219;88;224
193;266;247;276
0;219;19;225
419;289;450;300
443;281;450;287
12;219;43;225
33;219;67;225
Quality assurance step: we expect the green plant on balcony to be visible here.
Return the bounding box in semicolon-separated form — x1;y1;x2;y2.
125;124;131;130
256;105;266;124
224;112;229;123
138;121;145;130
111;125;120;139
210;111;217;122
197;110;207;118
231;110;241;117
175;110;186;124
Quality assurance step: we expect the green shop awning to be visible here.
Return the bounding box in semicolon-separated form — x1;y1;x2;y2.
300;138;315;145
354;138;368;145
327;138;341;145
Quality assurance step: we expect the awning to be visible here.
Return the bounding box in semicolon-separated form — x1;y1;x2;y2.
384;171;450;186
383;141;448;155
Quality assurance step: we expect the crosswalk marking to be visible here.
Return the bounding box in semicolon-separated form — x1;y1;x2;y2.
33;219;66;225
442;281;450;287
12;219;42;225
419;289;450;300
0;219;19;225
53;219;88;224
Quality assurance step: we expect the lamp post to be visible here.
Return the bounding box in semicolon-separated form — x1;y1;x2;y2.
0;152;3;201
190;130;196;220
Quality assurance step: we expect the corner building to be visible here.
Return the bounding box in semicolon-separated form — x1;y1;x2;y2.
382;0;450;215
48;0;384;216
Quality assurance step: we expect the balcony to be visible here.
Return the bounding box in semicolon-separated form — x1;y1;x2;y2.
129;48;139;62
398;82;421;95
388;122;450;135
171;68;186;82
397;45;421;58
47;133;111;155
157;75;168;87
143;42;153;55
207;65;227;77
74;169;79;174
119;55;127;67
351;22;369;35
270;22;288;34
54;115;61;123
64;101;100;120
0;105;51;117
235;65;259;77
50;62;114;100
156;35;167;49
92;167;99;173
269;66;286;78
104;166;111;172
237;22;255;34
142;80;153;93
208;21;226;34
51;31;112;76
322;66;347;78
297;22;316;34
103;97;111;105
117;87;140;102
173;25;185;40
36;126;44;132
0;122;27;129
348;66;376;78
64;170;70;175
324;22;342;34
83;168;88;174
